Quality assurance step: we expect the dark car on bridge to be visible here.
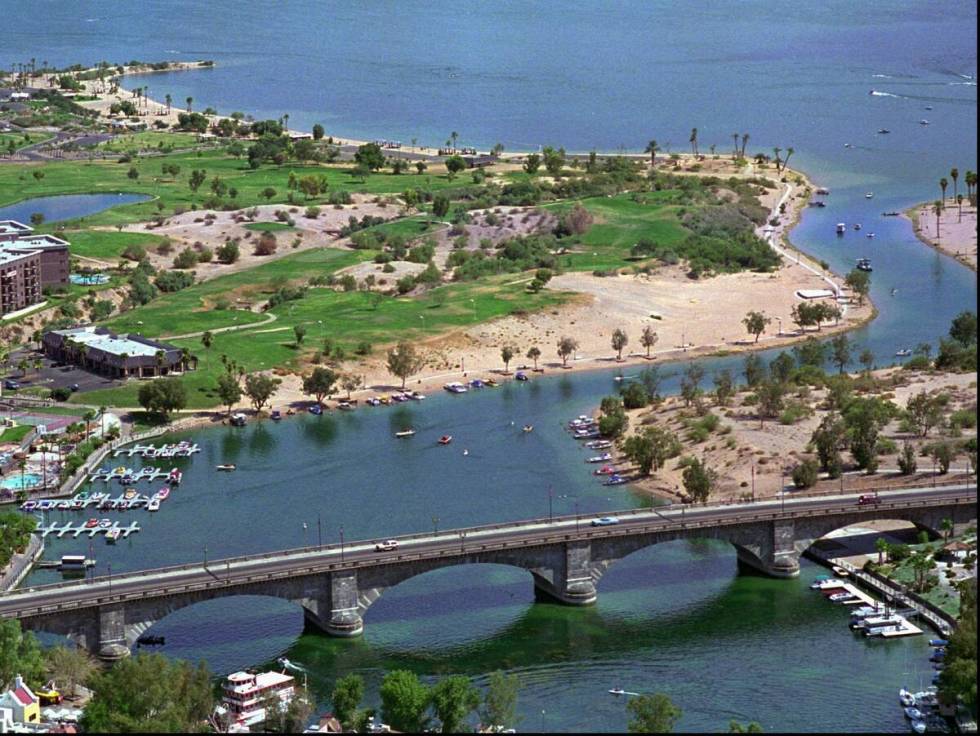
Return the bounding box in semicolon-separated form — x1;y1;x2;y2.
858;494;880;506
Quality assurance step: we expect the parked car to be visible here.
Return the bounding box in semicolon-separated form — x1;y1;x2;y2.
591;516;620;527
3;379;19;390
69;383;80;392
375;539;399;552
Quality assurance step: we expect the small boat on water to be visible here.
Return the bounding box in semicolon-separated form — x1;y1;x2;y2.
586;440;613;450
882;211;901;216
856;257;873;272
878;128;891;134
603;474;628;486
147;499;160;512
98;519;112;529
105;528;120;544
438;435;453;445
484;378;498;387
828;591;859;603
154;487;170;502
895;348;912;357
929;639;949;647
920;119;930;125
469;379;485;389
309;404;323;415
216;464;236;471
20;500;37;511
594;465;616;476
909;718;926;735
866;232;875;238
904;707;924;721
831;565;850;577
586;453;613;463
514;372;529;382
444;382;468;394
395;429;416;438
270;410;282;420
854;223;862;231
836;222;846;234
230;413;247;426
899;688;916;708
522;425;533;433
865;192;874;198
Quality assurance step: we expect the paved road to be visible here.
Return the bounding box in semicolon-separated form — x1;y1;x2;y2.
1;483;973;619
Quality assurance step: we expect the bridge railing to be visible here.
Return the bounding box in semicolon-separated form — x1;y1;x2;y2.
3;486;975;604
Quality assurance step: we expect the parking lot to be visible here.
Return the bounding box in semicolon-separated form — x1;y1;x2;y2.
2;349;123;396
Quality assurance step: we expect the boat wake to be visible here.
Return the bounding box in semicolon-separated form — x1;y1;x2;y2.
869;90;900;98
277;657;304;672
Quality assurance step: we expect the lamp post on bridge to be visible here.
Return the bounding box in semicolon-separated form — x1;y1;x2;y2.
302;522;308;547
204;545;208;568
548;487;553;522
340;525;345;562
107;563;112;596
459;530;467;553
574;500;579;533
751;463;755;503
317;514;322;549
432;516;439;535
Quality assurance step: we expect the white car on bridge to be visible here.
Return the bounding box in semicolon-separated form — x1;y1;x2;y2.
375;540;399;552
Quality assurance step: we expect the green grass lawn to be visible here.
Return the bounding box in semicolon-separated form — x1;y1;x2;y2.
542;193;689;271
63;229;166;261
0;425;34;443
0;131;53;151
0;148;465;228
243;221;296;232
98;131;204;153
78;270;573;409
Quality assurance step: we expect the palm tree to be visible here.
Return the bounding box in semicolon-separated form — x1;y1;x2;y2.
165;93;172;114
773;147;782;173
732;132;739;160
201;331;214;370
956;194;964;223
740;132;750;159
450;131;459;152
186;96;193;113
939;177;948;209
966;170;977;206
939;518;953;544
154;350;166;375
644;139;660;167
875;537;889;565
950;168;959;201
689;128;699;158
783;146;795;172
99;405;108;436
933;200;942;239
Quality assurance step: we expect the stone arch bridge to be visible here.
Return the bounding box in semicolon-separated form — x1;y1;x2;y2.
2;485;973;658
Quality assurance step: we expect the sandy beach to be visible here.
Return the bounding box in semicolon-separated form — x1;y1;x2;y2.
906;197;978;271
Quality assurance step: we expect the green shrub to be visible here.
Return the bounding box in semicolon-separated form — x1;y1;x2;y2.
792;459;819;489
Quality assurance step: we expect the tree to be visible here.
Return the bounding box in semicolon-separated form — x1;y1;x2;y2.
626;692;681;733
186;95;193;112
931;442;952;474
81;653;213;733
680;363;705;410
939;177;948;208
501;345;516;373
641;325;659;358
44;645;96;699
906;391;943;437
480;670;520;733
354;142;386;171
522;153;541;175
0;619;45;690
303;366;338;407
262;186;277;203
645;139;660;167
689;127;699;157
526;346;541;370
811;413;846;474
542;146;566;177
743;353;764;388
844;396;896;471
608;327;630;361
859;348;875;374
742;311;771;343
683;457;715;503
432;194;450;220
188;168;207;193
312;123;325;140
293;324;307;346
243;373;280;412
341;373;363;399
380;670;430;733
331;673;365;731
386;342;424;388
830;334;851;374
949;310;977;347
940;517;954;544
933;199;942;238
898;441;918;475
556;336;578;367
845;269;871;305
622;426;677;475
137;378;187;419
215;371;242;416
430;675;480;733
713;369;735;406
444;155;466;180
756;381;786;424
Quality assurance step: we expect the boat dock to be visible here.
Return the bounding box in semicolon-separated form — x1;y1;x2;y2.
113;442;200;458
36;521;141;539
89;467;174;483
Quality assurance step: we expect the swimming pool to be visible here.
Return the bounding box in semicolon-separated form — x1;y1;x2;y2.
0;473;43;491
70;274;110;285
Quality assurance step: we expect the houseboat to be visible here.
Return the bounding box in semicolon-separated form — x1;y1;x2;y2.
215;670;296;730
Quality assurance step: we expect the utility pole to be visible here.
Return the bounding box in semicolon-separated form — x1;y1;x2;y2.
317;514;322;549
548;487;553;522
340;525;345;562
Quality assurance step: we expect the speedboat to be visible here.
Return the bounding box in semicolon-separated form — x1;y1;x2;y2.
866;232;875;238
99;519;112;529
586;440;612;449
444;382;468;394
270;410;282;420
395;429;416;438
811;578;846;590
586;453;613;463
105;528;120;544
594;465;616;475
154;487;170;501
469;379;485;389
309;404;323;415
856;258;872;272
895;348;912;357
828;591;858;603
438;435;453;445
603;474;628;486
909;718;926;735
147;498;160;512
831;565;850;577
85;518;99;528
522;425;533;433
878;128;891;134
904;707;924;721
899;688;916;707
216;464;236;471
865;192;874;198
836;223;846;234
20;500;37;511
37;500;56;511
609;688;626;696
854;223;862;231
929;639;949;647
919;119;930;125
484;379;498;387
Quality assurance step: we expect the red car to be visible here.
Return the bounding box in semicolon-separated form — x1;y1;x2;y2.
857;494;880;506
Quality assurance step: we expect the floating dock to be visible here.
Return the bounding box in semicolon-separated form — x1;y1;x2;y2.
88;467;177;483
36;521;141;539
113;442;200;458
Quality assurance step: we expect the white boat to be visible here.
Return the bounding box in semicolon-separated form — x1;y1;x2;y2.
828;591;859;603
899;688;916;707
836;222;846;234
395;429;415;438
919;119;930;125
904;707;924;720
147;498;161;512
895;348;912;357
216;670;296;730
443;382;468;394
586;453;613;463
216;464;236;471
865;192;874;198
910;718;926;734
810;578;846;590
105;528;120;544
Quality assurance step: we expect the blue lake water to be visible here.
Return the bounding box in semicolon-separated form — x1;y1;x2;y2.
5;1;976;730
0;193;151;225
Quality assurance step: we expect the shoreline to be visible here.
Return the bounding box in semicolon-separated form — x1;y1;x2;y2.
903;200;977;272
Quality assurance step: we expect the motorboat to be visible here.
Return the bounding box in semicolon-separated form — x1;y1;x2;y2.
337;401;354;411
469;379;485;389
895;348;912;357
828;591;859;603
37;500;56;511
20;500;37;511
816;187;830;195
366;397;381;406
929;639;949;647
919;119;930;125
522;425;533;433
270;410;282;420
154;487;170;501
856;258;873;272
586;453;613;463
594;465;616;475
514;372;529;382
395;429;416;438
810;578;846;590
230;413;247;426
909;718;926;735
438;435;453;445
105;528;120;544
831;565;850;577
586;440;613;449
575;430;600;440
904;707;924;721
865;192;874;198
483;379;498;387
85;518;99;528
148;498;160;512
444;382;468;394
854;223;862;231
308;404;323;416
866;232;875;238
836;223;846;234
899;688;916;707
878;128;891;134
882;211;901;216
603;474;628;486
216;464;236;471
99;519;112;529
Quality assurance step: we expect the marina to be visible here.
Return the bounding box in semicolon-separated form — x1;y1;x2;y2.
36;520;141;539
88;466;183;484
112;441;201;458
